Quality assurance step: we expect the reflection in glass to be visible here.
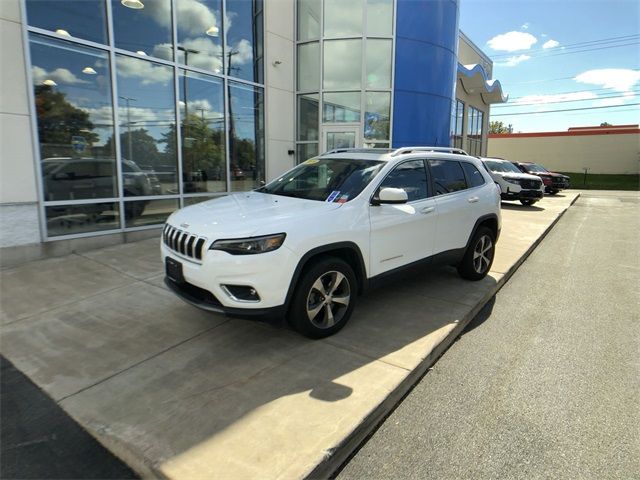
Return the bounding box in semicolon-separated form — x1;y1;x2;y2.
324;0;363;38
323;40;362;90
326;131;356;150
366;39;392;89
30;34;116;201
297;42;320;92
323;92;360;123
296;143;318;164
366;0;393;36
297;0;321;41
298;94;319;141
228;82;265;191
26;0;108;45
177;0;223;73
116;55;177;196
179;71;226;193
184;195;223;206
112;0;173;60
124;198;178;227
46;203;120;237
363;141;390;148
226;0;264;83
364;92;390;140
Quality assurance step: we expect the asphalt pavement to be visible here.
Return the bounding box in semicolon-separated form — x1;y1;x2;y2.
338;191;640;480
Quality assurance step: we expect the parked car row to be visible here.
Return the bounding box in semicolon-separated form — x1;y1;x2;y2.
480;157;570;206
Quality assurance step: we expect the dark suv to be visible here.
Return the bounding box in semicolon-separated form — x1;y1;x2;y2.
512;162;570;195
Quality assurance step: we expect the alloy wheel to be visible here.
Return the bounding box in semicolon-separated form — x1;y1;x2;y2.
306;270;351;329
473;235;493;274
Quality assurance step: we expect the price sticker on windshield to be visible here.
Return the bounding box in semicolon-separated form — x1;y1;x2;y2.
326;191;340;202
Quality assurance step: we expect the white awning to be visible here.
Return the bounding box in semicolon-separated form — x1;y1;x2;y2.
457;63;508;104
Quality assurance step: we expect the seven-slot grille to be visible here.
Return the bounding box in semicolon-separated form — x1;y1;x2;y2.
163;224;207;261
521;179;542;189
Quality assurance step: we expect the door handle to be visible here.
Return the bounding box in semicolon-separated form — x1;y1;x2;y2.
468;197;479;203
420;206;435;214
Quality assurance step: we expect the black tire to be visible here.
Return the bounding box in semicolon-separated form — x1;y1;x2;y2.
287;256;357;339
520;199;536;206
547;189;558;195
457;226;496;281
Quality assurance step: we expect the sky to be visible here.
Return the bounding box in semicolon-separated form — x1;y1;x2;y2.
459;0;640;132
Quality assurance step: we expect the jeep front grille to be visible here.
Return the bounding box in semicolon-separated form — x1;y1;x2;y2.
163;224;207;261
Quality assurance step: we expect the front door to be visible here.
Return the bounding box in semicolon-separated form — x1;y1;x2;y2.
322;125;360;153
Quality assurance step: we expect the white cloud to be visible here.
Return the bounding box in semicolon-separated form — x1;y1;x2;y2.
574;68;640;93
116;56;173;85
521;22;530;30
542;39;560;49
592;97;626;108
496;54;531;67
32;66;89;85
144;0;219;37
541;33;548;38
487;31;537;52
511;91;597;106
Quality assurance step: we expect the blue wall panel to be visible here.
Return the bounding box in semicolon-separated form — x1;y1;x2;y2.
392;0;459;148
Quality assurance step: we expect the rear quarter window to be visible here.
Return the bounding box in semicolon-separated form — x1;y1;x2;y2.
429;160;467;195
461;162;485;188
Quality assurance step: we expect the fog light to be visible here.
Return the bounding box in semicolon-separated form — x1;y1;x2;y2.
222;285;261;302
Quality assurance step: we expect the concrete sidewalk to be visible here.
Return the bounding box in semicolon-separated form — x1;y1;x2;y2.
0;193;579;479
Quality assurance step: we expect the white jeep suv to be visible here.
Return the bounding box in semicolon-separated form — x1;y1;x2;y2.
162;147;501;338
481;157;544;206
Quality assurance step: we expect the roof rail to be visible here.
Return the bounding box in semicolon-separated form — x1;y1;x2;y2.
390;146;469;157
321;147;394;155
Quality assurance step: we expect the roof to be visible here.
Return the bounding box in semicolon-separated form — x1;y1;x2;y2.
457;63;508;104
489;124;640;139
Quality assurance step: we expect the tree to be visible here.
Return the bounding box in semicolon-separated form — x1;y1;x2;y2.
34;85;99;158
489;121;512;134
600;122;612;127
105;128;161;167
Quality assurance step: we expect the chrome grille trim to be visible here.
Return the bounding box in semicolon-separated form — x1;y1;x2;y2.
163;224;207;262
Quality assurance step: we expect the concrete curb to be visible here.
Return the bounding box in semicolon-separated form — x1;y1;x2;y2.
308;193;581;479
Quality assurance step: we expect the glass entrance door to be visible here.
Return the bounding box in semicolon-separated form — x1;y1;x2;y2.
322;125;360;153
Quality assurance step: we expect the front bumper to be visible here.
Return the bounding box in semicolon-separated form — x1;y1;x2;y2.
161;242;298;313
501;188;544;201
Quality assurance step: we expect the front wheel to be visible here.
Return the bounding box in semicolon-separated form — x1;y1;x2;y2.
457;227;496;281
520;199;537;206
547;189;558;195
287;257;357;338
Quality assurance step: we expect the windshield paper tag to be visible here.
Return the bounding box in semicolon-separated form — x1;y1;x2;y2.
326;191;340;202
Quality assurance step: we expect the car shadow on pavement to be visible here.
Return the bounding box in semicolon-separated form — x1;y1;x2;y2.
501;203;545;212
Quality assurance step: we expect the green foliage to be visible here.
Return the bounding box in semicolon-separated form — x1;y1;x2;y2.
489;121;511;134
561;172;639;191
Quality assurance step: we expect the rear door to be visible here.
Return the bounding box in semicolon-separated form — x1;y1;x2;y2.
369;159;438;276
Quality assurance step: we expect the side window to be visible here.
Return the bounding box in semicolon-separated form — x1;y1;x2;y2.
461;162;485;187
377;160;428;201
429;160;467;195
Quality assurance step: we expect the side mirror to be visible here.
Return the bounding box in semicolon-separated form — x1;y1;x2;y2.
372;187;408;205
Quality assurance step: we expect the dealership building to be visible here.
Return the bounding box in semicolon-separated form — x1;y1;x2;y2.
0;0;505;262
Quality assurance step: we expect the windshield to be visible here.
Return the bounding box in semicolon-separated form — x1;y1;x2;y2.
485;160;521;174
257;158;385;202
525;163;549;173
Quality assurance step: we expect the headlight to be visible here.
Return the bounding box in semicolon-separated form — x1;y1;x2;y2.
209;233;286;255
505;178;521;185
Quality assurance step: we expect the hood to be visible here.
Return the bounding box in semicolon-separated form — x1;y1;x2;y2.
501;172;541;182
166;192;342;240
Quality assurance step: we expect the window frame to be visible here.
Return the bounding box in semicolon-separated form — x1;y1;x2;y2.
427;158;469;197
460;160;486;189
371;158;432;204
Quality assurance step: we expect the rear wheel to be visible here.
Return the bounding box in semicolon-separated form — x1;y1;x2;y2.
520;199;536;206
287;257;356;338
457;227;495;281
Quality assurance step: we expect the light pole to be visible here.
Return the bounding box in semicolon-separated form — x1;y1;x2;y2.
119;95;136;161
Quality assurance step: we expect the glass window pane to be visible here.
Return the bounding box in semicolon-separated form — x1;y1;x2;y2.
363;141;389;148
379;160;428;201
112;0;173;60
366;0;393;36
323;40;362;90
366;39;392;89
184;195;223;206
30;34;117;202
297;0;321;41
326;131;356;150
296;143;318;163
324;0;363;38
116;55;177;196
429;160;468;195
26;0;108;45
297;94;319;141
179;71;226;194
364;92;390;140
46;203;120;237
228;82;265;191
461;162;485;187
297;42;319;91
226;0;264;83
176;0;223;73
124;198;178;227
323;92;360;123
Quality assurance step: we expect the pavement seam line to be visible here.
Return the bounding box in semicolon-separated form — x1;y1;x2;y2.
74;251;147;281
55;320;230;404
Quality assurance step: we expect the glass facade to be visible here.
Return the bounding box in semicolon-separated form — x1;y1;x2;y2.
467;105;484;156
295;0;394;162
452;99;464;148
25;0;264;239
